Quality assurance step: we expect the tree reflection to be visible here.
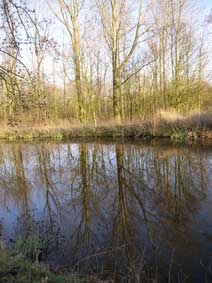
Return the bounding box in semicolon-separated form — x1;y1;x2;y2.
0;142;210;279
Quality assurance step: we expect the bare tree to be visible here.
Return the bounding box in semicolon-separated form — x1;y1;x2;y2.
96;0;144;120
47;0;85;122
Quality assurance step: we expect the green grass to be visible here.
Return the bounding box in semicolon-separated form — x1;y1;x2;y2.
0;242;97;283
0;248;71;283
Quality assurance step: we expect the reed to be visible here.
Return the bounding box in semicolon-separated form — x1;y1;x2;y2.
0;111;212;142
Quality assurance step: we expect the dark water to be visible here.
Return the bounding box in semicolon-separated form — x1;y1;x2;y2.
0;141;212;282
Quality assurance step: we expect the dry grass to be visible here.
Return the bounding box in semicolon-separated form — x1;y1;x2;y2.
156;109;212;129
156;109;184;122
0;111;212;142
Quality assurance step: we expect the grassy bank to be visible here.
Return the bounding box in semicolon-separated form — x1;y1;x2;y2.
0;242;158;283
0;245;112;283
0;112;212;142
0;246;77;283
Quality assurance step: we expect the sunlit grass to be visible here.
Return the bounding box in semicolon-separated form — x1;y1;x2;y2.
0;111;212;142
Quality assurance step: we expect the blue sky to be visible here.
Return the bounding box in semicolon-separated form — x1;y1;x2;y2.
204;0;212;10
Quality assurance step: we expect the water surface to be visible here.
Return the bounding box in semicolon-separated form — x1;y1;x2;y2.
0;141;212;282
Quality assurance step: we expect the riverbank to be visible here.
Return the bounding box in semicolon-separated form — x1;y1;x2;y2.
0;245;111;283
0;113;212;142
0;244;157;283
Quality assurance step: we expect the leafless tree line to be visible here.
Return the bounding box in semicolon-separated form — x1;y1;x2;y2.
0;0;211;125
